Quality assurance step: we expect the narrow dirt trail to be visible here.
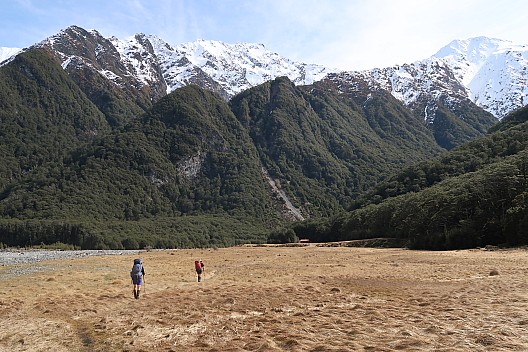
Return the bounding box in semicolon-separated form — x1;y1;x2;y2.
1;246;528;351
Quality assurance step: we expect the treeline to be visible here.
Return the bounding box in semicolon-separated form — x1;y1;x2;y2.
0;216;269;249
285;136;528;250
280;110;528;250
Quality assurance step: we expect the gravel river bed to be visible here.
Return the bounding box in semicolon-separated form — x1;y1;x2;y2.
0;249;140;279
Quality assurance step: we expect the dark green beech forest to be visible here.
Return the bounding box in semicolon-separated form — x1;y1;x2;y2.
0;48;524;250
278;106;528;250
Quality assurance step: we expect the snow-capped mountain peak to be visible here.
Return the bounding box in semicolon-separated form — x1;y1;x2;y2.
433;37;528;118
2;27;526;121
70;27;336;99
155;37;336;97
325;36;527;121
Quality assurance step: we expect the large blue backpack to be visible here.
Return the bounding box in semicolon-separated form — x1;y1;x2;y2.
130;258;143;281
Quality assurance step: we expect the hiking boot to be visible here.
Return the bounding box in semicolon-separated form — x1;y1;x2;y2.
137;290;140;299
133;290;137;299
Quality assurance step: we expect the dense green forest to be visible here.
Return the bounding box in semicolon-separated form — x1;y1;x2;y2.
0;48;523;250
230;77;443;217
0;215;268;249
282;107;528;250
0;50;276;248
0;49;111;191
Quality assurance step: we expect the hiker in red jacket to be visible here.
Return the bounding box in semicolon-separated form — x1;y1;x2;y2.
195;259;204;282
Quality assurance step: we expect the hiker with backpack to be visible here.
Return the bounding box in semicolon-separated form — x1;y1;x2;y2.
195;259;205;282
130;258;145;299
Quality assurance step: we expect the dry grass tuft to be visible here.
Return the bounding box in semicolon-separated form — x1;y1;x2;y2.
1;246;528;351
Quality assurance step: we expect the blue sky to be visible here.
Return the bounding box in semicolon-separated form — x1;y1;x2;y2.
2;0;527;70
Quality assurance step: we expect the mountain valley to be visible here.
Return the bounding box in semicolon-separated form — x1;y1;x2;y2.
0;26;527;250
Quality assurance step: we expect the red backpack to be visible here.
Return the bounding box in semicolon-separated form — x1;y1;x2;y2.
195;260;202;270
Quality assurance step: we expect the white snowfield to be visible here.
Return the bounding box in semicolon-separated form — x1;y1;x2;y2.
114;35;335;96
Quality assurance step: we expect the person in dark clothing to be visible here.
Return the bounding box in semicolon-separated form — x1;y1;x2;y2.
130;258;146;299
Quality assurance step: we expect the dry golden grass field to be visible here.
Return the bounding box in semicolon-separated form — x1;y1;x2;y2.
1;244;528;351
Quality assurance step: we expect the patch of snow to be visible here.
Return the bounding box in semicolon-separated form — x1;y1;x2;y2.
0;47;22;66
99;69;120;81
61;56;74;69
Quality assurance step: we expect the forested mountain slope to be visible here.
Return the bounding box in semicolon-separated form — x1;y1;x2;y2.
0;84;275;248
0;49;111;191
0;47;510;249
288;106;528;249
230;77;443;217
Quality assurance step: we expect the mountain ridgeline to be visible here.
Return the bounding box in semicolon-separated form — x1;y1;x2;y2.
230;77;443;214
0;39;526;249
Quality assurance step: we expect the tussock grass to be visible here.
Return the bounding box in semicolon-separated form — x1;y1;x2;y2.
1;246;528;351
